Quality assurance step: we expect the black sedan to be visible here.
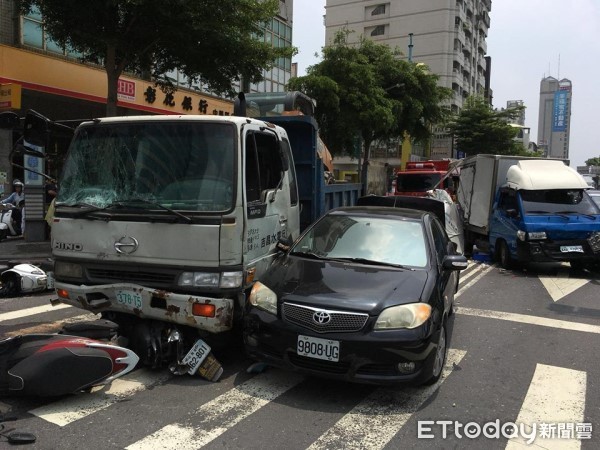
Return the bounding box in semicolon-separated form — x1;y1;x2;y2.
243;206;468;385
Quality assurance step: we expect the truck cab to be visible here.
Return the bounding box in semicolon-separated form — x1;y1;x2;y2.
394;160;455;197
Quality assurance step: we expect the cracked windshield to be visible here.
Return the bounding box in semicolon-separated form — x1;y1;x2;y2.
58;121;235;212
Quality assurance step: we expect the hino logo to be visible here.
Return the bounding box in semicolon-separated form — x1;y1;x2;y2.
313;310;331;324
115;236;139;254
54;242;83;251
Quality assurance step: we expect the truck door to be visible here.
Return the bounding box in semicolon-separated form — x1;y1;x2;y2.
244;129;290;275
490;188;520;256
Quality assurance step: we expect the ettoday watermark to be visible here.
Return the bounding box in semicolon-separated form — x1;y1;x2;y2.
417;420;592;444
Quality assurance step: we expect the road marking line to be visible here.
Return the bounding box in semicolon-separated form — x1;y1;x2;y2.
459;262;487;285
126;370;304;450
538;271;590;302
456;264;495;298
0;303;72;322
506;364;586;449
457;307;600;334
30;369;170;427
308;349;466;450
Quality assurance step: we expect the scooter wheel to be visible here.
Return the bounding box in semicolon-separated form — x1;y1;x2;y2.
0;274;19;297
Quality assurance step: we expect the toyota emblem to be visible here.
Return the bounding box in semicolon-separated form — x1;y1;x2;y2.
313;310;331;324
114;236;139;254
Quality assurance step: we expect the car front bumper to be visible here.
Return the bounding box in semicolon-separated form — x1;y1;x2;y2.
243;307;443;385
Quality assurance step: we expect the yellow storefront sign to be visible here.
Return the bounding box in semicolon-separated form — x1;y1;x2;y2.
0;83;21;110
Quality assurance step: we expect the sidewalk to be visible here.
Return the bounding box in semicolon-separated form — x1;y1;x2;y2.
0;236;54;272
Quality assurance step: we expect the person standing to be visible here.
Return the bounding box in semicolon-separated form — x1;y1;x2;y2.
1;179;25;235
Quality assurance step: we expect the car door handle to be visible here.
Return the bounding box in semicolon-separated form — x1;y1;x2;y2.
279;216;288;224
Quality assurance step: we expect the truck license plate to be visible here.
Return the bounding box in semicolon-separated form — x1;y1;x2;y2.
182;339;211;375
560;245;584;253
297;335;340;362
115;289;143;309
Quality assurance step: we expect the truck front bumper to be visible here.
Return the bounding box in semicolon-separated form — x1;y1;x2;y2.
517;234;600;263
55;281;234;333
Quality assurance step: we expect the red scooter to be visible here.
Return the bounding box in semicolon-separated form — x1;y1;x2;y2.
0;332;139;397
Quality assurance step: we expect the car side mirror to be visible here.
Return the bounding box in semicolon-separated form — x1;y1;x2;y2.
442;254;468;271
276;236;294;253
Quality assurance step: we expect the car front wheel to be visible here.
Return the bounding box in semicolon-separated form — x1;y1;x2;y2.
423;321;447;385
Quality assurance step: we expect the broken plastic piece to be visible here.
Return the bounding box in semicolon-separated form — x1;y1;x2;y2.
7;431;37;444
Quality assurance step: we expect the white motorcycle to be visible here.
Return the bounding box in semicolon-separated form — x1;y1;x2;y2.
0;202;23;241
0;263;51;297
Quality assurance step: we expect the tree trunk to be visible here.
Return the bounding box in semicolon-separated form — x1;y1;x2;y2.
105;45;120;117
360;139;372;196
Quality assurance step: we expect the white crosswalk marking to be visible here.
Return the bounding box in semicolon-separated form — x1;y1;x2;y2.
0;303;71;322
506;364;586;449
126;370;304;449
456;263;495;298
30;369;171;426
308;349;466;450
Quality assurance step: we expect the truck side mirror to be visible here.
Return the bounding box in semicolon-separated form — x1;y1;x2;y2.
276;236;294;252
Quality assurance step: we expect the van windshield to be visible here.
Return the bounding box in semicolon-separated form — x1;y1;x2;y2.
520;189;600;215
58;121;235;212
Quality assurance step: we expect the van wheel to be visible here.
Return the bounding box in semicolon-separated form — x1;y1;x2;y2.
496;240;513;269
423;321;447;386
570;261;585;272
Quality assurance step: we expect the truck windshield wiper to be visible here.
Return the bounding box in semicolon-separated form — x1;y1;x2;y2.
555;211;597;220
289;251;328;260
115;198;193;223
526;210;569;220
330;257;413;270
66;199;192;223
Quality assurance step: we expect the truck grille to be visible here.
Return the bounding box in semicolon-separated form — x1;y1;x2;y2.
282;302;368;334
87;268;175;285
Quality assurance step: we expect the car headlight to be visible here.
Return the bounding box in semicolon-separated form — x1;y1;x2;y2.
374;303;432;330
178;271;243;288
528;231;547;240
54;261;83;278
517;230;526;241
248;282;278;315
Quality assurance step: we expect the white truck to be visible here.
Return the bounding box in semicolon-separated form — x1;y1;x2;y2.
456;154;600;269
27;93;362;366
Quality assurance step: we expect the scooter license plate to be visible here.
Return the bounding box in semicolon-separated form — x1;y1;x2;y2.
182;339;211;375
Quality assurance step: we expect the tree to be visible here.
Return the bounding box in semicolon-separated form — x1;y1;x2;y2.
287;31;451;192
447;96;527;156
21;0;294;116
585;157;600;166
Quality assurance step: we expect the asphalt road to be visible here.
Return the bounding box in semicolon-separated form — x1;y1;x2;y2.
1;261;599;449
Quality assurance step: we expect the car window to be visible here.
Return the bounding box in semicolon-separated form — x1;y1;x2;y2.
294;214;428;267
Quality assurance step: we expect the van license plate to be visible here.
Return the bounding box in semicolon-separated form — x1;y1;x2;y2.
297;335;340;362
560;245;584;253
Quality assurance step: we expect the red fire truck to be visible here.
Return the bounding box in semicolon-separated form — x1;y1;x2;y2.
392;159;456;197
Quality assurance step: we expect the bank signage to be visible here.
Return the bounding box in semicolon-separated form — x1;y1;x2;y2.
117;79;136;101
0;83;22;110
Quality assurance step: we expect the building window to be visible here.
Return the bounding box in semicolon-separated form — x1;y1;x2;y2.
372;4;386;15
371;25;385;37
22;6;82;59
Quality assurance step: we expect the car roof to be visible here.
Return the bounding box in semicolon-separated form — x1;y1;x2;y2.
327;206;430;221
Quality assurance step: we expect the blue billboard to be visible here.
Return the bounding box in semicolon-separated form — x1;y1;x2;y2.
552;90;568;132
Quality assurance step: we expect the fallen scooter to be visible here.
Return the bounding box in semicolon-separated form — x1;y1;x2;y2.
0;332;139;397
0;263;51;298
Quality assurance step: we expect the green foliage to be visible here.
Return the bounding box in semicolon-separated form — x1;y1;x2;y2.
585;157;600;166
287;30;451;158
447;96;526;157
21;0;293;115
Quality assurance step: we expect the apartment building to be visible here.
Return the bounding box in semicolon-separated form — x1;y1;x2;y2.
324;0;492;158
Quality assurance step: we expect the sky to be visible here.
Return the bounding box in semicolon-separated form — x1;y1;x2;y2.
292;0;600;168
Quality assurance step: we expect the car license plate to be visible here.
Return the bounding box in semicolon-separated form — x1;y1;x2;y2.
115;289;143;309
181;339;211;375
297;335;340;362
560;245;584;253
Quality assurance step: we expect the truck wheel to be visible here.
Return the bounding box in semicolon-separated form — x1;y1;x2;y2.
497;240;513;269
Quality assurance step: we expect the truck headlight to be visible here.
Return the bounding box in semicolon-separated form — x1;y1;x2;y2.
528;231;547;240
248;282;278;315
374;303;432;330
517;230;526;241
54;261;83;278
178;271;243;288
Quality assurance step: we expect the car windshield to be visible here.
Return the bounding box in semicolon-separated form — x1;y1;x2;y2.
293;213;428;268
519;189;600;215
58;121;235;212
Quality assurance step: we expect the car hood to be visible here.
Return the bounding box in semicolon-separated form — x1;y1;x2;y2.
265;256;429;315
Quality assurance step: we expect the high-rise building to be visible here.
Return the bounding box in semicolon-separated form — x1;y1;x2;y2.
507;100;525;126
324;0;493;157
537;77;572;159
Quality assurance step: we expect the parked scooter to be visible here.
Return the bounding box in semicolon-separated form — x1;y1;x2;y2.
0;333;139;397
0;202;23;241
0;263;51;298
